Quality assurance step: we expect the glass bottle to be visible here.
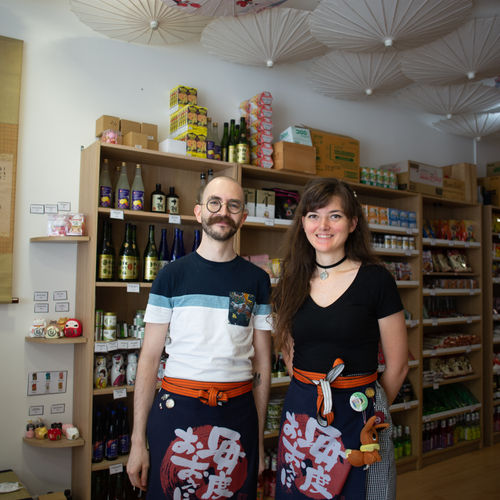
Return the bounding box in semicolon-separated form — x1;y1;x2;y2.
403;425;412;457
92;410;104;463
228;119;237;163
158;228;169;271
131;224;139;281
220;122;229;162
105;409;119;461
212;122;221;161
167;187;179;215
206;117;215;160
99;158;113;208
131;164;145;211
236;116;249;164
192;229;201;252
170;228;185;262
207;168;214;183
97;220;115;281
151;183;167;213
118;405;130;456
143;225;159;282
118;223;135;282
115;162;130;210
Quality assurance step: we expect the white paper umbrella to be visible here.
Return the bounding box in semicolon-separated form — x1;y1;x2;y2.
397;83;500;118
401;17;500;85
309;0;472;52
201;8;327;67
309;51;410;100
162;0;288;17
70;0;211;45
433;112;500;140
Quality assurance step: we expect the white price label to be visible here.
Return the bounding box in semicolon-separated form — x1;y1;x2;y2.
466;317;472;324
430;239;436;246
449;240;455;246
465;242;470;248
466;346;472;353
405;250;412;256
431;351;436;357
169;214;181;224
433;383;439;390
113;388;127;400
431;319;438;326
264;219;275;227
404;402;410;410
128;339;141;349
110;209;124;220
411;320;418;328
430;290;436;296
94;343;108;353
109;463;124;474
127;283;140;293
107;341;118;351
117;340;129;349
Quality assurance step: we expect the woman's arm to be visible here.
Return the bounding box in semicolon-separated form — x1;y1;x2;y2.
281;339;294;377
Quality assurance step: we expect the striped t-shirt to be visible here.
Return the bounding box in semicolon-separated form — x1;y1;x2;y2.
144;251;272;382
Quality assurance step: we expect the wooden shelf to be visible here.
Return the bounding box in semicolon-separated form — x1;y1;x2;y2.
422;315;481;326
30;236;90;243
422;404;482;423
422;288;481;296
423;271;477;277
390;400;419;413
373;248;419;257
423;374;480;389
244;217;292;230
241;164;315;185
422;237;480;248
95;281;152;288
91;455;128;471
422;439;481;459
23;436;85;448
264;430;280;439
94;381;161;396
98;207;198;225
423;344;481;358
25;336;87;344
397;280;420;288
369;223;418;235
271;376;290;388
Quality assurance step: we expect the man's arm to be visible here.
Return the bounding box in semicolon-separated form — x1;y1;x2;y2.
252;328;272;476
127;322;169;491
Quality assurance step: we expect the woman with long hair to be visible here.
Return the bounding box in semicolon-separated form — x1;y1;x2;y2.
272;177;408;499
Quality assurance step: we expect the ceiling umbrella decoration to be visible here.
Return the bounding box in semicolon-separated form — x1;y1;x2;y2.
309;51;410;101
433;112;500;141
397;83;500;118
70;0;211;45
162;0;288;17
401;16;500;85
201;8;327;67
308;0;472;52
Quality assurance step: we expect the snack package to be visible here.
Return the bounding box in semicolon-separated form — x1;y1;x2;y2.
66;213;86;236
47;214;69;236
422;250;433;273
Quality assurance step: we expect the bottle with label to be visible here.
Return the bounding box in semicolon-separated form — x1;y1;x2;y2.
143;224;159;282
212;122;221;161
131;164;145;211
118;404;130;455
105;409;119;461
220;122;229;162
167;187;180;214
236;116;250;164
199;172;207;202
131;224;139;281
158;228;169;271
192;229;201;252
99;159;113;207
151;183;166;213
97;220;115;281
92;410;104;463
206;117;215;160
117;223;135;281
228;119;237;163
115;162;130;210
403;425;412;456
170;228;185;262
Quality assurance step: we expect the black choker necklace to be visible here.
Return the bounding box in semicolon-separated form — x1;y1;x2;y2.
316;256;347;280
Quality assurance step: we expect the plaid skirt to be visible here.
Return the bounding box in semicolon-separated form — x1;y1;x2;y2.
276;378;395;500
146;387;258;499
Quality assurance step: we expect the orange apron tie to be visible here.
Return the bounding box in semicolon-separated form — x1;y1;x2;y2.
162;377;253;407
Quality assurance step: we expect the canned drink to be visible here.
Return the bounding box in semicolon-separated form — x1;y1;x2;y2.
409;237;416;250
402;236;409;250
95;309;103;327
396;236;403;249
384;235;391;249
103;328;116;342
103;312;117;329
391;235;398;249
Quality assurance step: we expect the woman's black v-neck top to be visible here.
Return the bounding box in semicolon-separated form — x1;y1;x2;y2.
291;264;403;375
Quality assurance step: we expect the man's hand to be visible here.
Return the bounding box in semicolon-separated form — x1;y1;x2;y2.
127;442;150;491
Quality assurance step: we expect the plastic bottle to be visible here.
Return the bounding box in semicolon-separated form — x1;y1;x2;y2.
131;164;145;211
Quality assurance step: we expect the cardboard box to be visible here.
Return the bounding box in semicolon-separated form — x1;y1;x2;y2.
256;189;275;219
307;128;360;182
479;175;500;205
442;163;477;203
176;131;207;158
120;119;141;135
141;122;158;141
170;105;208;138
279;126;312;146
95;114;119;137
170;84;197;113
123;131;148;149
243;187;256;216
272;141;316;175
383;160;443;197
147;140;159;151
487;161;500;177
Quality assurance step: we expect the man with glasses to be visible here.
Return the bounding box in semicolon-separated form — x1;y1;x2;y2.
128;176;272;499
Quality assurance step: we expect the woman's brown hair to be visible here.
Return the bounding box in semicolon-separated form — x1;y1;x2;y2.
272;177;379;352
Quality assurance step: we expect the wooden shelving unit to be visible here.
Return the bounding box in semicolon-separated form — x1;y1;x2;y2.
23;436;85;448
25;336;87;344
30;236;90;243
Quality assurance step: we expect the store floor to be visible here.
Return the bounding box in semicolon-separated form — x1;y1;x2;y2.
396;442;500;499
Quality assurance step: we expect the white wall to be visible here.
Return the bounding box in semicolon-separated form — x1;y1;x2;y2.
0;0;499;495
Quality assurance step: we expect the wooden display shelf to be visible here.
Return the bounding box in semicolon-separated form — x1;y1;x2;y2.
98;207;198;225
368;223;418;235
423;374;480;389
91;455;128;472
264;430;280;439
379;360;419;373
422;238;480;248
94;381;161;396
271;376;290;388
244;217;292;230
422;439;481;463
422;288;481;296
373;248;419;257
423;271;477;277
422;315;481;326
95;281;153;288
422;344;481;358
397;280;419;288
23;436;85;448
241;164;315;185
493;399;500;407
405;319;420;328
25;336;87;344
422;404;481;423
30;236;90;243
390;400;419;413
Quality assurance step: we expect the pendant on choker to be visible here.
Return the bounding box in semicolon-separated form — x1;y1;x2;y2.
316;255;347;281
319;270;329;280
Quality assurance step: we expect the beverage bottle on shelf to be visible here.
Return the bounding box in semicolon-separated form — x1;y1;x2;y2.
158;228;169;271
92;410;104;463
170;228;185;262
118;223;135;282
192;229;201;252
268;454;277;499
440;419;447;448
112;471;125;500
220;122;229;161
403;426;412;456
131;164;145;211
115;162;130;210
167;187;180;215
151;183;167;213
199;172;207;202
97;220;115;281
99;158;113;208
447;418;455;447
474;412;481;440
143;224;159;282
207;168;214;183
277;353;287;377
228;119;237;163
206;117;215;160
465;413;472;440
236;116;250;164
131;225;139;281
212;122;221;161
262;454;271;497
118;405;130;455
105;409;119;460
93;471;107;500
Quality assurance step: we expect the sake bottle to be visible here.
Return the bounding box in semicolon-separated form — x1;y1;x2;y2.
158;228;169;270
167;187;179;215
170;228;185;262
192;229;201;252
228;119;237;163
117;223;135;282
143;225;158;282
131;224;139;281
206;117;215;160
131;164;144;211
99;159;113;208
236;116;250;164
212;122;221;161
97;220;115;281
115;162;130;210
151;183;166;213
220;122;229;162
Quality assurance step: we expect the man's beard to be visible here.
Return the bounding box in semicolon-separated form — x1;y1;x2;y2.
201;214;238;242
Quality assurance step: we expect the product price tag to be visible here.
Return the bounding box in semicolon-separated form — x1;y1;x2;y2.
466;346;472;353
405;250;412;256
107;341;118;352
117;340;129;349
404;402;410;410
127;283;140;293
169;215;181;224
469;290;475;296
128;339;141;349
431;319;438;326
430;239;436;246
430;289;436;296
410;320;418;328
466;317;472;324
94;343;108;353
110;210;124;220
264;219;275;227
464;242;470;248
109;463;124;475
432;383;439;390
113;388;127;400
448;240;455;246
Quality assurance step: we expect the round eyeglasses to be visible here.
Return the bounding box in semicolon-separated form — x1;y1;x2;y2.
203;199;244;214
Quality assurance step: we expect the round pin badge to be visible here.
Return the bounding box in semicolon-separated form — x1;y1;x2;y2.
349;392;368;412
365;387;375;398
374;411;385;425
166;398;175;409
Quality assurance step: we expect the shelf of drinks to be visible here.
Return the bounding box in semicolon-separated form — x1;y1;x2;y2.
98;207;198;226
422;344;481;358
389;400;420;413
422;238;480;249
422;374;480;390
421;438;481;459
422;288;481;296
422;403;481;423
373;248;419;257
241;164;316;185
95;282;153;289
91;455;129;472
94;381;161;396
244;217;293;230
494;399;500;408
30;236;90;243
422;315;481;326
23;436;85;448
25;336;88;344
368;224;419;235
271;376;290;388
405;319;419;328
397;281;419;288
94;339;142;353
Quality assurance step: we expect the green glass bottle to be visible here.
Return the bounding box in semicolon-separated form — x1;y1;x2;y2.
228;119;237;163
131;224;139;281
118;223;135;282
220;122;229;162
143;225;159;282
236;116;249;164
97;220;115;281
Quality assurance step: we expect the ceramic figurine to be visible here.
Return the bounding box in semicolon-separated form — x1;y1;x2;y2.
94;355;108;389
45;320;62;339
64;318;82;337
126;352;138;386
66;426;80;440
48;428;62;441
30;319;46;338
111;353;125;386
